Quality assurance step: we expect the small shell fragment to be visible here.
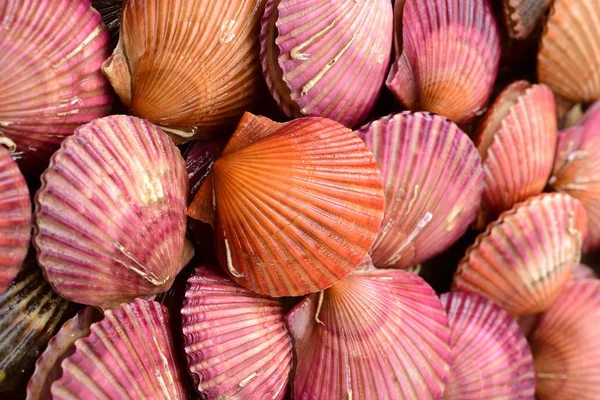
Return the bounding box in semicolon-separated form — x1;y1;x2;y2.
502;0;551;39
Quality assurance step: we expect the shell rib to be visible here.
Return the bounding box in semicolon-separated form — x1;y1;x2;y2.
550;101;600;251
474;81;557;227
26;307;102;400
0;0;112;171
0;144;31;293
502;0;551;39
181;265;292;399
34;115;190;309
102;0;267;142
386;0;501;124
91;0;123;46
530;280;600;399
51;299;188;400
187;112;385;297
260;0;393;127
453;193;588;317
287;266;451;399
356;112;483;269
538;0;600;103
441;291;535;399
0;261;73;392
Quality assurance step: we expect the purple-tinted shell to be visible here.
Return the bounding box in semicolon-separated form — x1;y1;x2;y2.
441;291;535;399
181;265;292;399
0;0;112;174
355;112;483;269
260;0;393;127
184;140;224;202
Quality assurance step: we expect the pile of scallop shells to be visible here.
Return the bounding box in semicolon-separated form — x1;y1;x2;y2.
1;0;600;398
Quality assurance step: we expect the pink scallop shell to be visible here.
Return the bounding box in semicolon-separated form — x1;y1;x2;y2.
441;291;535;399
386;0;501;124
356;112;483;269
286;265;451;399
530;280;600;399
0;144;31;293
260;0;393;127
0;0;112;172
51;299;188;399
33;115;190;309
181;265;292;399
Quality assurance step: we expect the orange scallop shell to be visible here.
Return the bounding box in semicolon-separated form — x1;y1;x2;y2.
187;112;385;297
530;280;600;399
453;193;588;317
102;0;267;142
538;0;600;103
474;81;557;227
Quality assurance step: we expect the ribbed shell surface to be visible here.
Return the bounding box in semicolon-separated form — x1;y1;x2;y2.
260;0;393;127
453;193;587;317
102;0;267;141
538;0;600;103
0;144;31;293
356;112;483;269
475;82;557;226
91;0;122;46
0;0;112;168
286;268;451;399
386;0;501;124
441;291;535;399
189;112;385;297
502;0;551;39
0;262;72;392
530;280;600;400
181;265;292;399
34;115;189;309
51;299;188;399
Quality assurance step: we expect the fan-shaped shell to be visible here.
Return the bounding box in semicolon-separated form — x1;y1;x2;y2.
0;144;31;294
572;263;597;280
474;81;557;227
386;0;501;124
51;299;188;399
530;280;600;399
550;101;600;251
440;291;535;399
102;0;267;142
187;112;385;297
91;0;122;47
502;0;551;39
538;0;600;104
260;0;393;127
0;260;73;393
181;265;292;399
356;112;483;269
33;115;190;310
453;193;587;317
0;0;112;171
286;266;451;399
26;307;102;400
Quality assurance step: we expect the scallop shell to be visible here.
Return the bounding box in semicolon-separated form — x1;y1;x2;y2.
286;266;451;399
550;101;600;251
0;260;73;393
502;0;551;39
187;112;385;297
453;193;588;317
474;81;557;227
440;291;536;399
260;0;393;127
91;0;122;47
386;0;501;124
26;307;102;400
102;0;267;142
0;0;112;172
538;0;600;103
572;263;597;280
0;144;31;294
33;115;190;309
355;112;483;269
185;140;225;202
51;299;188;399
530;280;600;399
181;265;292;399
